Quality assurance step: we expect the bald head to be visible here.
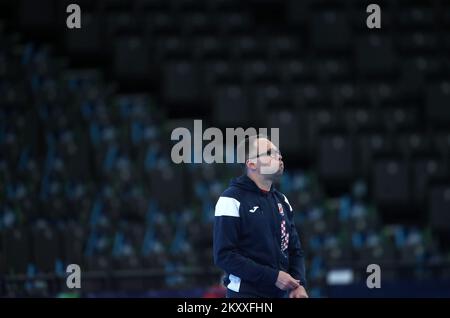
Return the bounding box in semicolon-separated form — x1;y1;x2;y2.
237;135;267;163
237;135;284;177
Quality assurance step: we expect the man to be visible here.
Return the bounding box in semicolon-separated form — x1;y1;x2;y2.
213;135;308;298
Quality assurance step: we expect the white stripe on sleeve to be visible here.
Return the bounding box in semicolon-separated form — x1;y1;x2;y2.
282;194;293;212
227;274;241;292
215;196;240;217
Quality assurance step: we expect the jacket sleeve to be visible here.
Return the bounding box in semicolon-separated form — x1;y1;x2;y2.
283;195;307;287
213;196;279;286
288;219;307;287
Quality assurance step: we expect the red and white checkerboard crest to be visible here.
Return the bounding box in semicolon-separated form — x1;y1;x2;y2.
277;203;284;216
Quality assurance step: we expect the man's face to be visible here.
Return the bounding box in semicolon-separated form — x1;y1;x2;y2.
247;138;284;180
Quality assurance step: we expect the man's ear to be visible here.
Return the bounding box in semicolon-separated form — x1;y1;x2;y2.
246;159;257;171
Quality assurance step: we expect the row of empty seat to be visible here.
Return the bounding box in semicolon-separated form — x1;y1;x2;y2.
2;0;450;297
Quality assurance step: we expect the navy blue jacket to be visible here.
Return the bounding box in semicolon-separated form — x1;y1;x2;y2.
213;174;306;298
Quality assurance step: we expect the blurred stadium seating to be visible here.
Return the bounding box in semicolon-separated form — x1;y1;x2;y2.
1;0;450;297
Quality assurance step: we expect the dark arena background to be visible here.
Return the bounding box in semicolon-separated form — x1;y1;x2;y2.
1;0;450;298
